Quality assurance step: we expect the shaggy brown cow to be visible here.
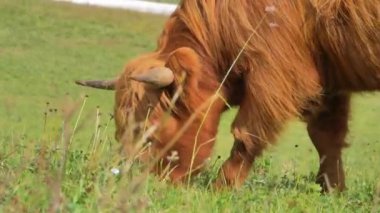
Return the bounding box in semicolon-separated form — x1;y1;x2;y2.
76;0;380;192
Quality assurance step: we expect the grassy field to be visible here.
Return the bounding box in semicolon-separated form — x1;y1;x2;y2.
0;0;379;212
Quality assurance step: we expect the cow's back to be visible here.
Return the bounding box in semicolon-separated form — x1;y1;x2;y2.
312;0;380;91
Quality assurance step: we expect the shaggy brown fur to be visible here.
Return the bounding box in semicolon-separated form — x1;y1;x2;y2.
111;0;380;191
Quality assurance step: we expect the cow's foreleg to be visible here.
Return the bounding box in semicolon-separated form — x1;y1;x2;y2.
215;98;284;188
215;137;265;188
306;93;350;192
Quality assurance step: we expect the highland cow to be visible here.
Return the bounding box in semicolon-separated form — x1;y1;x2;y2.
76;0;380;192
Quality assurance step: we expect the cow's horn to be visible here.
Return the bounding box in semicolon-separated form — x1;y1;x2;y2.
75;79;116;90
130;67;174;88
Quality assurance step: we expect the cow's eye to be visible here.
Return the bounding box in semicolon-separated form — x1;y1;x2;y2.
164;84;176;99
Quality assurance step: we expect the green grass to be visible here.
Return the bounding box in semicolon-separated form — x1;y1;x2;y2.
0;0;379;212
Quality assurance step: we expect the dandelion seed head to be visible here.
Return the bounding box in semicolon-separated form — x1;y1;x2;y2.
166;150;179;162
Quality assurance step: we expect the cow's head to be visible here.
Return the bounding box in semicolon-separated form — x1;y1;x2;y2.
76;44;226;179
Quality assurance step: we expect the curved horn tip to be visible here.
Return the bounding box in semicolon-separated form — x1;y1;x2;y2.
74;79;116;90
75;80;86;86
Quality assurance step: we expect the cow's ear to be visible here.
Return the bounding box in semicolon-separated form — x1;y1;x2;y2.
165;47;201;90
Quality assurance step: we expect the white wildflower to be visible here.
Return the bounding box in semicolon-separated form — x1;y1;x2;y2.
265;5;276;13
111;168;120;175
269;22;279;28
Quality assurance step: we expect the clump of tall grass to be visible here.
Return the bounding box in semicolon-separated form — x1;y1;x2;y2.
0;89;225;212
0;94;150;212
